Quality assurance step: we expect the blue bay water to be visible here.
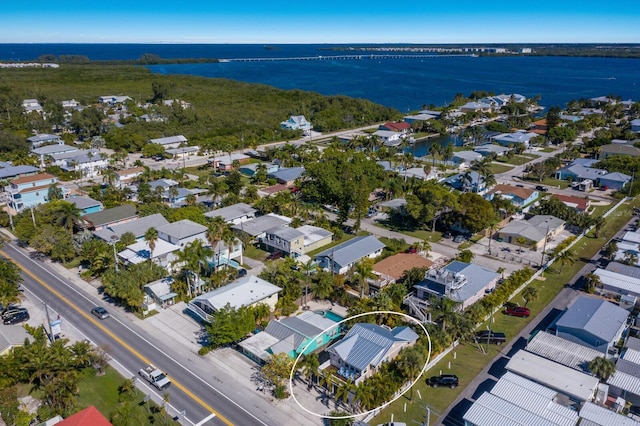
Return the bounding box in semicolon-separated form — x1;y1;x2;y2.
1;43;639;112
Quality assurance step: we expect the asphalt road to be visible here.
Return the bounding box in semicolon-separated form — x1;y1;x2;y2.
1;242;271;426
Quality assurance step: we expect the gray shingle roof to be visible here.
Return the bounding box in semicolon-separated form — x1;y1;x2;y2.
157;219;206;240
0;165;40;179
315;235;385;269
94;213;169;240
267;226;304;241
556;296;629;343
205;203;257;222
68;196;102;210
231;214;291;237
82;204;137;228
268;167;304;183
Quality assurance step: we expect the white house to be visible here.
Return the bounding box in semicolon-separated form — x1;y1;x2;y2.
280;115;311;132
149;135;187;149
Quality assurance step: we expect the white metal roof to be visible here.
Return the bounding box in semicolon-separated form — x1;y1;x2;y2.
579;401;640;426
490;372;579;426
505;350;599;402
118;239;180;264
526;331;602;372
463;392;559;426
193;275;281;311
595;268;640;295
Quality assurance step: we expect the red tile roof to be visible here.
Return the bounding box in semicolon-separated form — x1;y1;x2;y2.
488;184;535;201
10;173;56;185
382;121;411;132
58;406;112;426
552;194;590;212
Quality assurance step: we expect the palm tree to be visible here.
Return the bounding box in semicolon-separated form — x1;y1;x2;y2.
557;249;576;272
588;356;616;381
168;186;179;207
302;259;316;309
433;298;461;333
397;347;425;400
206;217;227;272
102;168;119;187
593;216;606;238
56;201;81;236
0;258;23;308
313;271;335;300
602;241;618;261
300;353;320;389
320;370;334;398
584;272;602;294
144;227;158;268
352;258;375;298
521;286;538;307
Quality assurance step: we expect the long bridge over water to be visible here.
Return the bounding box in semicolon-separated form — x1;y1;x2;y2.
219;53;478;63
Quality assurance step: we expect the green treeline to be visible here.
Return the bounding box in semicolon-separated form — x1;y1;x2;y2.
0;64;398;152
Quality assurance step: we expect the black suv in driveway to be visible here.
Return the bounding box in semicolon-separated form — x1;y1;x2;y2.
474;330;507;345
3;309;29;325
428;374;459;388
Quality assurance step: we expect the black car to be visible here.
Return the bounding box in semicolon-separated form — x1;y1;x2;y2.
1;306;27;321
3;309;29;325
474;330;507;345
535;185;549;192
428;374;459;388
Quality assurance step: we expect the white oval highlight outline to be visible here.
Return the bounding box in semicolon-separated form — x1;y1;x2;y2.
288;310;432;420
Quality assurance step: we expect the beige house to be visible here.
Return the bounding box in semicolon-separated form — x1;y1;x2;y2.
263;224;333;257
498;215;565;249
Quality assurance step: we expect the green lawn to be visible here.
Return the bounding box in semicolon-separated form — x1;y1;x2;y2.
244;245;269;260
182;165;212;179
76;367;172;424
540;147;557;153
497;154;538;166
373;199;635;425
376;224;443;243
488;163;514;174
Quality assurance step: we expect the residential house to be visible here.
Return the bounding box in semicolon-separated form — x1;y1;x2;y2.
187;275;282;323
4;173;68;212
598;144;640;160
594;267;640;307
497;215;565;249
599;172;632;190
0;163;39;181
530;118;548;135
267;167;305;187
157;219;207;248
297;225;333;253
52;149;108;178
560;114;583;123
441;171;487;194
143;277;177;310
379;121;411;134
491;131;538;147
452;151;482;168
485;184;538;207
612;240;640;267
27;134;62;148
631;119;640;133
552;194;591;213
403;112;437;124
459;101;493;113
579;402;640;426
31;144;78;166
99;95;131;106
239;310;342;364
61;99;80;109
165;146;199;159
372;253;433;291
373;130;402;147
114;167;145;188
551;296;629;355
377;198;407;213
414;260;499;310
118;238;180;270
473;144;510;157
0;326;31;356
398;167;440;181
148;178;194;205
315;235;386;275
205;202;257;225
525;331;602;373
263;227;305;257
93;213;169;242
555;163;608;182
57;405;113;426
67;196;103;215
148;135;187;150
505;350;600;403
208;153;250;171
231;213;292;242
463;371;580;426
280;115;311;132
327;323;418;384
607;346;640;406
81;204;138;231
22;98;43;113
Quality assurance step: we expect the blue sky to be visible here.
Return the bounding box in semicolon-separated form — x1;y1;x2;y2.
2;1;639;43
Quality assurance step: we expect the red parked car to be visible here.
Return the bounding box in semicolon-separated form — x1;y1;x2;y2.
505;306;530;318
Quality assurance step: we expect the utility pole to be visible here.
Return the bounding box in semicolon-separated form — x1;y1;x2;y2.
110;235;119;272
43;302;54;343
540;224;550;268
